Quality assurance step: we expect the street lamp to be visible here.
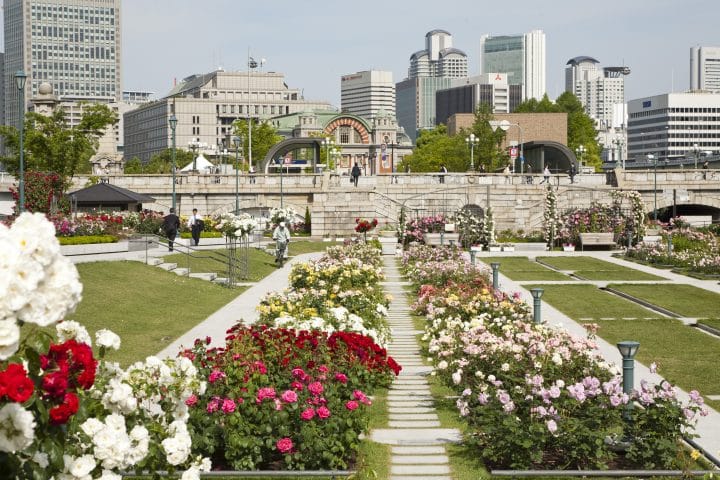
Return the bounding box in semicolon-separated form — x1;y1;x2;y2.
648;154;657;221
322;137;335;170
575;145;587;166
613;137;625;168
15;70;27;213
530;288;544;324
168;114;178;211
490;262;500;289
465;133;478;171
247;54;266;175
233;136;242;214
616;341;640;420
489;120;525;173
188;138;207;172
692;143;700;169
276;156;284;209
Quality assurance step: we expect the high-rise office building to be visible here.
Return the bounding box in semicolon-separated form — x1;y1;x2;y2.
690;46;720;92
479;29;546;101
397;30;468;141
340;70;395;119
3;0;121;129
435;73;523;126
565;56;628;130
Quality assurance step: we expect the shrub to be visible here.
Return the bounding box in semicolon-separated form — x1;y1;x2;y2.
57;235;118;245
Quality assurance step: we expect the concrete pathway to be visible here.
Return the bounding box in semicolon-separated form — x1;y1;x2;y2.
370;258;461;480
474;250;720;465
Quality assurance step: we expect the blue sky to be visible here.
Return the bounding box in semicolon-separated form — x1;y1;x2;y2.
6;0;720;106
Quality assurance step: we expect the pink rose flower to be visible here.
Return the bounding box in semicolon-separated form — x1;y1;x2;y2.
291;381;304;391
185;394;198;407
316;406;331;419
276;437;294;453
222;398;236;414
254;361;268;374
334;373;348;384
256;387;277;403
308;381;324;396
292;367;305;378
281;390;298;403
206;398;219;413
318;365;329;373
300;408;315;421
208;369;226;384
345;400;359;411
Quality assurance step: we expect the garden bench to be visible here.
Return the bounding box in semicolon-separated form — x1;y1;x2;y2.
579;232;616;251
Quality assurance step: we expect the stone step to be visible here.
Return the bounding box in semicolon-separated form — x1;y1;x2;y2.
388;406;437;414
146;257;163;266
392;446;446;455
390;476;452;480
389;420;441;428
189;272;218;281
173;268;190;276
213;277;229;285
156;262;177;271
371;428;462;446
392;454;449;464
389;414;439;421
391;465;451;475
390;385;431;393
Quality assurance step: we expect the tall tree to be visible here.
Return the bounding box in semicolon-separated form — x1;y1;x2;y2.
401;125;467;172
471;103;508;171
231;119;283;168
0;104;117;186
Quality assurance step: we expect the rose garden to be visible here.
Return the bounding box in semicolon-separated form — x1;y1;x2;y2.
2;184;720;479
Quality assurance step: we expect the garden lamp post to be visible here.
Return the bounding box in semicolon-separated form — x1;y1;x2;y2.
322;137;334;170
490;262;500;290
233;135;242;214
188;138;206;172
276;156;284;209
692;143;700;169
648;154;657;221
168;115;178;212
617;341;640;420
15;70;27;213
575;145;587;166
465;133;478;171
469;248;476;264
530;288;544;324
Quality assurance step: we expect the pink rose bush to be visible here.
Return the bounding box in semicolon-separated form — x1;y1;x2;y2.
403;244;708;469
184;244;398;471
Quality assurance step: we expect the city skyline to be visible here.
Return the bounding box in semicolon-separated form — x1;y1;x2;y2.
1;0;718;108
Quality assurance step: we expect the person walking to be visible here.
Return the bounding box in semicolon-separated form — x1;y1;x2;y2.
540;166;551;184
702;160;709;180
439;164;447;184
351;162;361;187
249;164;256;184
162;208;180;252
503;164;511;184
525;164;533;184
187;208;204;246
272;221;291;266
569;163;577;184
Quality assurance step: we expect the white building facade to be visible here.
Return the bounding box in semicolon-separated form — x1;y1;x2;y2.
124;69;334;163
690;46;720;92
480;29;546;101
340;70;395;119
627;91;720;162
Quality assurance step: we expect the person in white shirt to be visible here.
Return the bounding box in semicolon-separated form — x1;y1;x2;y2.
540;166;551;184
187;208;204;246
272;221;291;266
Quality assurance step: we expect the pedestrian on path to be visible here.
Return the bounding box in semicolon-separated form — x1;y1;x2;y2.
162;208;180;251
702;161;709;180
525;164;533;184
540;165;551;184
249;164;256;184
439;164;447;184
569;163;577;184
351;162;361;187
188;208;204;246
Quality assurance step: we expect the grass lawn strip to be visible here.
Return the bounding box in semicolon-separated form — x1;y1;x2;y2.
537;256;666;281
481;256;570;281
525;284;666;320
593;318;720;411
64;261;239;367
697;318;720;335
607;284;720;318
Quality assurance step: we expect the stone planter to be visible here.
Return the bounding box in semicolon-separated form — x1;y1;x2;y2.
61;240;128;256
424;232;460;247
502;245;515;252
488;245;502;252
563;245;576;252
379;230;397;238
378;236;398;255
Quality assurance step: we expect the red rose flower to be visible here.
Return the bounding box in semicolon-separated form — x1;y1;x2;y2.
49;392;79;425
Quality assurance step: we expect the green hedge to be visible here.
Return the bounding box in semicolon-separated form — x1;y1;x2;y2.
57;235;118;245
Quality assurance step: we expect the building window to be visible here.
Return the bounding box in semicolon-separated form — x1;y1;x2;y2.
340;126;351;144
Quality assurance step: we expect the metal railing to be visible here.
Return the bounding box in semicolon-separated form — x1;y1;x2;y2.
122;471;355;478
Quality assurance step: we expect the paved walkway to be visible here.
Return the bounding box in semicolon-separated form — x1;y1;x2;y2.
474;249;720;465
370;257;461;480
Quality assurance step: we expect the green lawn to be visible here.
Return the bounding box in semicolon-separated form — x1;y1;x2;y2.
481;257;570;281
63;261;240;366
607;283;720;318
163;242;329;281
525;284;664;320
537;256;666;281
698;318;720;332
594;318;720;411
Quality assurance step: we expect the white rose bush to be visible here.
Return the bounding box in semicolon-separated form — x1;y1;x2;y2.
403;244;708;470
0;213;210;479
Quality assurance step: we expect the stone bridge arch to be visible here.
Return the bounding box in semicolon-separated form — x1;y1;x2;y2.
262;138;322;173
641;191;720;222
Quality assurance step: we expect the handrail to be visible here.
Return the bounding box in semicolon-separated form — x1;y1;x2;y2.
122;470;355;478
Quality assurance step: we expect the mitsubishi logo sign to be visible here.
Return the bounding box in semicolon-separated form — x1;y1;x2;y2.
495;74;503;81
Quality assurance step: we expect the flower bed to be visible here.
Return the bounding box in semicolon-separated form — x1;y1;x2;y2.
402;244;708;470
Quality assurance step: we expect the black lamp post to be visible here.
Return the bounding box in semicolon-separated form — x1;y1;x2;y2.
233;135;242;214
168;114;178;212
531;288;544;324
15;71;27;213
617;341;640;420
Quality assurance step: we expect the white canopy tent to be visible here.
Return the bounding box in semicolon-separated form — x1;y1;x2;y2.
180;154;215;173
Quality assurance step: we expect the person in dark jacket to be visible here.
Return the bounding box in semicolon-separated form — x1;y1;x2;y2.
351;163;361;187
162;208;181;251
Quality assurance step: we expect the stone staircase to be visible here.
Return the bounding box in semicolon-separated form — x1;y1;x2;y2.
370;258;461;480
137;256;220;283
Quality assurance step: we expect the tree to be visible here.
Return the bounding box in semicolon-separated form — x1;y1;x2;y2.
0;103;117;186
470;103;508;172
231;119;283;168
401;125;467;172
143;149;195;174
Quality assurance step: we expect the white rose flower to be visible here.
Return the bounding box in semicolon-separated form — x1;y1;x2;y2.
96;329;121;350
99;471;122;480
81;418;105;437
56;320;92;345
0;318;20;360
33;451;49;468
64;454;96;477
0;403;36;453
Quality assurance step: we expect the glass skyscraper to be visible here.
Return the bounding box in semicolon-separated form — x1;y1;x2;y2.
480;30;546;101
